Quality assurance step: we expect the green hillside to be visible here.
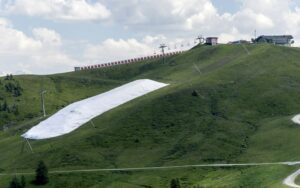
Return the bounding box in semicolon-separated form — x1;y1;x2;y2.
1;44;300;187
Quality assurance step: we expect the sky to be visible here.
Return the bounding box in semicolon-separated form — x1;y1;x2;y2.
0;0;300;75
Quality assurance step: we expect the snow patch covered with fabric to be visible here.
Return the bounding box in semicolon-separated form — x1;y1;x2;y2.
22;79;168;140
292;115;300;124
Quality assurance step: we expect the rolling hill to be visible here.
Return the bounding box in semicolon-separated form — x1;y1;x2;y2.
1;44;300;187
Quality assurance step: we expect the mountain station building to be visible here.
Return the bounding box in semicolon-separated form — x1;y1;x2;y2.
253;35;294;46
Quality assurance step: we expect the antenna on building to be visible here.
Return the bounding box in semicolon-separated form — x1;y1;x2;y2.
159;44;167;64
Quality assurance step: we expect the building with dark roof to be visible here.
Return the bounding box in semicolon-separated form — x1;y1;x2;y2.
228;40;251;44
253;35;294;46
205;37;218;46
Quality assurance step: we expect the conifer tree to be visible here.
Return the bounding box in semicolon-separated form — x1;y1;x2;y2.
35;160;49;185
170;178;181;188
20;175;26;188
9;176;20;188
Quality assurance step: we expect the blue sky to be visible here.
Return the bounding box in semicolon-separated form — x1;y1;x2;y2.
0;0;300;75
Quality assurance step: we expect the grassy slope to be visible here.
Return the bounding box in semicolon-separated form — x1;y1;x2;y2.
1;44;300;187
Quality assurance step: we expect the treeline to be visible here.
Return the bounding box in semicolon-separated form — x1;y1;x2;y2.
0;100;19;115
9;161;49;188
0;74;22;116
0;74;23;97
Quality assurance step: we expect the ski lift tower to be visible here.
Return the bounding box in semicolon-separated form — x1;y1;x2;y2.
41;90;47;117
159;44;167;64
196;35;205;44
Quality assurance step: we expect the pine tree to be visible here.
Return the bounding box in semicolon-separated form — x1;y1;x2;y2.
35;160;49;185
12;104;19;116
5;74;9;80
20;175;26;188
170;178;181;188
2;100;7;111
9;176;20;188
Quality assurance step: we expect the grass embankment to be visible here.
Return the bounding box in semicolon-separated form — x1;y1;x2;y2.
1;44;300;187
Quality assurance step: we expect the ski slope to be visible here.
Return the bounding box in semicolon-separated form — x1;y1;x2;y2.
22;79;168;140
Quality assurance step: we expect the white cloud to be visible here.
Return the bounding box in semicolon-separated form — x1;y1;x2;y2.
33;28;62;46
84;38;154;64
83;34;195;66
0;18;78;75
0;17;11;27
4;0;111;21
218;28;252;43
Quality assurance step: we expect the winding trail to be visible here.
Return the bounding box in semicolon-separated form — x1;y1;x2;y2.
283;169;300;188
284;115;300;188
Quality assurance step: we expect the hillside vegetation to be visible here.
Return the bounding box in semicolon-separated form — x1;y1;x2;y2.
1;44;300;187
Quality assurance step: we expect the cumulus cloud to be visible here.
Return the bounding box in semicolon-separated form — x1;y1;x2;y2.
3;0;111;21
84;38;154;64
33;28;62;46
0;19;78;75
97;0;300;44
83;34;195;66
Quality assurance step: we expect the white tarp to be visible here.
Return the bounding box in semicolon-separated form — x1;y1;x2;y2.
292;115;300;124
22;79;168;140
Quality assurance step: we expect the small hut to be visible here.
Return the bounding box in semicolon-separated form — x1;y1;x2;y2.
206;37;218;46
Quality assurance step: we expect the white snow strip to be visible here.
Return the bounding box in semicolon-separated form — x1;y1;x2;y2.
283;169;300;188
22;79;168;140
292;115;300;124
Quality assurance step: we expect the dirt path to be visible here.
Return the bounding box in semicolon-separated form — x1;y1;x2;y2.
1;161;299;176
283;169;300;188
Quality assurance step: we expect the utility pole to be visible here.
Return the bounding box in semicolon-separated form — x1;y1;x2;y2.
159;44;167;64
196;35;205;44
253;29;257;44
41;90;47;117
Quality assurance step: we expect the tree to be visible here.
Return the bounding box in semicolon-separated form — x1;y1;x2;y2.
5;74;10;80
192;90;199;97
2;100;8;111
12;104;19;116
35;161;49;185
9;176;20;188
170;178;181;188
20;175;26;188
